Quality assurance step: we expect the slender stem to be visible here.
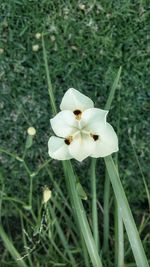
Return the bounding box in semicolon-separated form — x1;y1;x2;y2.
80;234;90;267
42;35;57;115
104;156;149;267
103;169;110;254
115;198;124;267
90;158;99;251
114;158;124;267
29;176;33;208
63;161;103;267
0;147;18;159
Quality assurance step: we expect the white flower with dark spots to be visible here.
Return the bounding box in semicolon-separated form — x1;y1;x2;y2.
48;88;118;162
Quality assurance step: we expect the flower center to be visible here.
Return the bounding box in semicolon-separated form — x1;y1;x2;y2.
64;136;73;145
90;134;99;141
73;109;82;120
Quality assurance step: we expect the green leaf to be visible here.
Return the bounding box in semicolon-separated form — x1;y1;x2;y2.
104;156;149;267
63;161;103;267
105;66;122;110
76;182;87;200
0;225;28;267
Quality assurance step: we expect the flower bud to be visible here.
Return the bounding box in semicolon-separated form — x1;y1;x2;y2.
43;186;52;203
35;33;41;39
32;44;39;52
0;48;4;54
27;127;36;136
50;35;56;42
78;4;86;10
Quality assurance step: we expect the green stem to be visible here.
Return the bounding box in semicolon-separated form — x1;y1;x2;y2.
104;156;149;267
29;175;33;208
63;161;103;267
115;198;124;267
91;158;99;251
103;169;110;254
42;34;57;115
80;234;90;267
114;158;124;267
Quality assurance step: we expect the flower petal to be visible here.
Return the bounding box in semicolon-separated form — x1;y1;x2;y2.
68;133;95;162
91;123;118;158
48;136;72;160
60;88;94;111
50;110;78;138
81;108;108;134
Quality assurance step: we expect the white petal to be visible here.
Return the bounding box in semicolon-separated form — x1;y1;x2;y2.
91;123;118;158
48;136;72;160
81;108;108;134
60;88;94;111
68;133;95;162
50;110;78;138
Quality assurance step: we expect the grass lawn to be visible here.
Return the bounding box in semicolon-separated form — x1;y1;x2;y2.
0;1;150;266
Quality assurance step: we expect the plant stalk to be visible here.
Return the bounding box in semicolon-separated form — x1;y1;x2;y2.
103;169;110;254
91;158;99;251
104;156;149;267
63;161;103;267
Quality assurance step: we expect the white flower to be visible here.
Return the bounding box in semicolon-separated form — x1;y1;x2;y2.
48;88;118;162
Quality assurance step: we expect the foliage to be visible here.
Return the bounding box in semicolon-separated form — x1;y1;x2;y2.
0;1;150;266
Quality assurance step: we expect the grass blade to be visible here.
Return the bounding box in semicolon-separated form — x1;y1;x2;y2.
0;225;28;267
104;155;149;267
49;203;77;265
128;134;150;210
105;66;122;110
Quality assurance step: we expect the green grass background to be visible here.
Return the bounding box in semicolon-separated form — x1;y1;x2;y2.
0;1;150;266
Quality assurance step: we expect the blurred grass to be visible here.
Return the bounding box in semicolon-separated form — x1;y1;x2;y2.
0;0;150;266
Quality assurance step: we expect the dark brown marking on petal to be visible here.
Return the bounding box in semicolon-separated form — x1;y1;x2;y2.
93;135;99;141
64;139;70;145
73;109;82;115
73;109;82;120
64;136;73;145
90;134;99;141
